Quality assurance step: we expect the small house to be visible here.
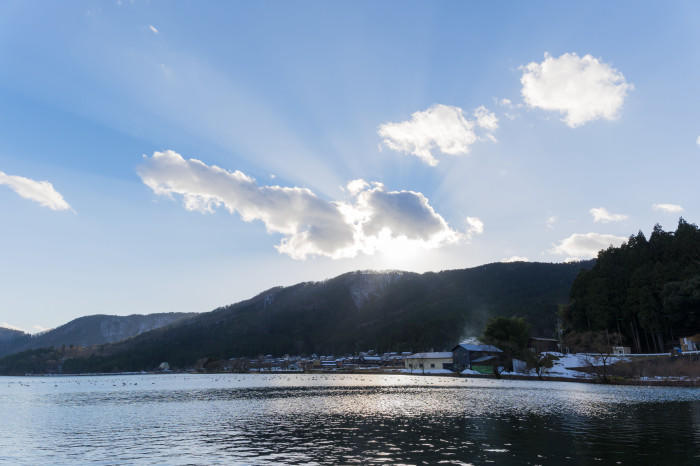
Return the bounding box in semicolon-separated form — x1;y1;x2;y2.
528;337;560;353
404;352;453;372
360;356;382;366
680;335;700;352
320;359;338;369
451;343;503;373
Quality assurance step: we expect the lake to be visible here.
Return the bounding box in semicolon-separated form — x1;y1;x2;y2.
0;373;698;465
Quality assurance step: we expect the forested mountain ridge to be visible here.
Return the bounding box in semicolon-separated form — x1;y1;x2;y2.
8;260;593;374
562;219;700;352
0;326;26;341
0;326;28;353
0;313;197;358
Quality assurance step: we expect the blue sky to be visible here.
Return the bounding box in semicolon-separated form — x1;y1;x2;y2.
1;1;698;332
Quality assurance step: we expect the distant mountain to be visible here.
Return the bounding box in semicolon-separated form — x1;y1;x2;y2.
34;260;594;374
0;313;196;358
0;326;30;357
0;326;27;342
0;326;29;357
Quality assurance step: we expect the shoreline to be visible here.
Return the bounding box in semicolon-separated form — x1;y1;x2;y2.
5;369;699;387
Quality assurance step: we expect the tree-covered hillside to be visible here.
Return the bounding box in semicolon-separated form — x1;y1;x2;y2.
0;313;196;358
12;261;592;374
0;326;28;357
562;219;700;352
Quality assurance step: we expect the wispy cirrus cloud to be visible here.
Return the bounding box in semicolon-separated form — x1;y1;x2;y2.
590;207;628;223
496;97;523;120
378;104;498;166
0;170;72;211
138;150;468;259
521;52;632;127
652;203;684;213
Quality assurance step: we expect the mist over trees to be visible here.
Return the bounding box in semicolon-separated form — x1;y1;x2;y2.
561;219;700;353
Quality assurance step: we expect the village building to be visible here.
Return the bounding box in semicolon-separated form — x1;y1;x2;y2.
320;360;337;369
451;343;503;373
528;337;560;353
680;334;700;352
360;355;382;366
404;352;453;371
382;353;406;367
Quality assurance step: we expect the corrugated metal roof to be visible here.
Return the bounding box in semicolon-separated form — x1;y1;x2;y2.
471;355;497;363
453;343;503;353
406;352;453;359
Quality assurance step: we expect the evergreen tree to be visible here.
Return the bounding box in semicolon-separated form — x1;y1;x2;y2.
563;219;700;352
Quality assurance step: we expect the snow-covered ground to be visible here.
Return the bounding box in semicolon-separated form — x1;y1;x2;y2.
499;352;630;379
535;353;591;379
396;353;631;379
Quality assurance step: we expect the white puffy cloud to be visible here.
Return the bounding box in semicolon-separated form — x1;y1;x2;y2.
378;104;497;166
465;216;484;239
346;178;370;196
473;106;499;132
696;135;700;146
552;232;627;259
590;207;628;223
520;52;632;127
149;25;159;34
546;216;557;229
502;256;529;263
652;203;684;213
138;150;356;259
0;170;72;211
138;150;461;259
357;188;456;242
349;185;461;255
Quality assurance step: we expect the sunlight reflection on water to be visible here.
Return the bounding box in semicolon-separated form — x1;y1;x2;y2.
0;373;698;465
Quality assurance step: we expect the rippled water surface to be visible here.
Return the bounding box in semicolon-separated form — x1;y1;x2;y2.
1;373;698;465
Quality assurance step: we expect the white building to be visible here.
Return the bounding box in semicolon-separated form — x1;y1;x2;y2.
404;352;453;372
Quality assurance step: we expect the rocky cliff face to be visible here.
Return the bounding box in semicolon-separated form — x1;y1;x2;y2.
0;313;196;357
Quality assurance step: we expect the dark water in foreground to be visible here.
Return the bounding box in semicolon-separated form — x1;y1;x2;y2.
0;374;698;465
